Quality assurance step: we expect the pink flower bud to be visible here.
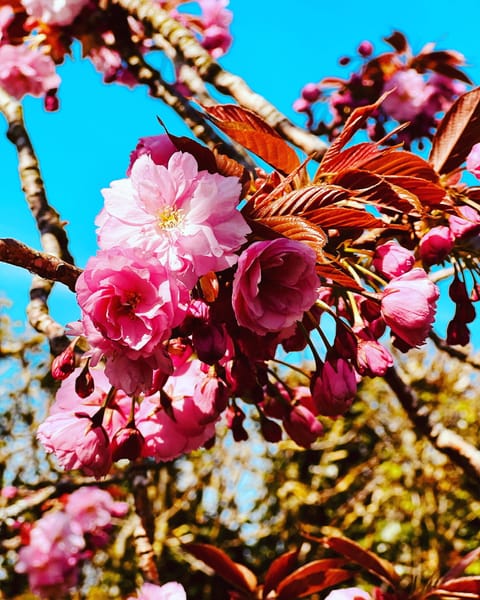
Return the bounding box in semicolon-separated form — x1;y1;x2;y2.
356;339;393;377
51;342;76;380
373;241;415;279
260;415;283;443
419;226;454;265
312;358;357;417
447;316;470;346
358;40;374;57
301;83;321;102
226;405;249;442
293;97;312;113
75;362;95;398
466;143;480;179
111;425;145;461
283;405;323;448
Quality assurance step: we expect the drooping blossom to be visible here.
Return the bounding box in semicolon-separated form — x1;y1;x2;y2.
324;587;372;600
15;511;85;598
381;69;430;122
0;44;60;100
282;404;323;448
466;143;480;179
65;487;129;533
74;246;189;394
198;0;232;58
373;240;415;279
136;359;220;461
20;0;90;25
97;153;250;287
381;268;439;348
232;238;318;335
128;581;187;600
312;358;358;416
419;226;455;265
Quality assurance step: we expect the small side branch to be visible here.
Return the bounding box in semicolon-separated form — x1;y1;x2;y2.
384;366;480;489
111;0;327;159
429;331;480;371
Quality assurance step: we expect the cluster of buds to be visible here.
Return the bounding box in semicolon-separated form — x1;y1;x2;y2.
294;32;470;148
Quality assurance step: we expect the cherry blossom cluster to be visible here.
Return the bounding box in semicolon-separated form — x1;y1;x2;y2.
37;133;446;479
294;32;470;148
0;0;232;103
13;486;128;597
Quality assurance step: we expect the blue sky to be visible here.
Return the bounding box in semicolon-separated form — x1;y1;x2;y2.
1;0;480;339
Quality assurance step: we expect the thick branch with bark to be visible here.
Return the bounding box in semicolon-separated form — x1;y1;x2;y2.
384;366;480;489
111;0;327;159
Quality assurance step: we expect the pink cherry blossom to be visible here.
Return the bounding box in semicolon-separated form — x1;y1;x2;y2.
128;134;178;174
324;588;372;600
356;338;393;377
0;44;60;100
232;238;318;335
97;153;250;287
419;226;455;265
312;358;358;416
15;511;85;597
282;404;323;448
20;0;90;25
74;246;188;394
466;143;480;178
449;205;480;238
199;0;232;58
382;69;429;121
381;268;439;348
129;581;187;600
65;487;129;533
373;240;415;279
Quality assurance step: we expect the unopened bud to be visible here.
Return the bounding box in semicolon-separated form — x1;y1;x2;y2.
51;342;76;380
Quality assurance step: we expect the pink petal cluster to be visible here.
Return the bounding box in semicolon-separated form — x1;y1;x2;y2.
449;205;480;238
20;0;90;25
232;238;318;335
373;240;415;279
97;153;250;288
419;226;454;265
382;69;430;121
65;487;129;533
74;246;189;394
381;268;439;348
15;511;85;597
129;581;187;600
312;358;358;417
324;588;372;600
466;143;480;179
0;44;60;100
199;0;233;58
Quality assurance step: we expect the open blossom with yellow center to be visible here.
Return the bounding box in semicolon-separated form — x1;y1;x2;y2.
97;151;251;289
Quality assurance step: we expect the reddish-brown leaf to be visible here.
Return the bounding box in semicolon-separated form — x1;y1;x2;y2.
212;147;251;196
439;547;480;583
183;543;257;593
427;577;480;598
263;550;299;599
320;96;388;171
429;87;480;174
204;104;300;174
316;142;384;176
259;215;327;261
383;31;409;53
321;537;400;587
412;50;472;85
316;263;364;291
305;207;385;230
276;560;351;600
384;176;448;207
359;150;439;181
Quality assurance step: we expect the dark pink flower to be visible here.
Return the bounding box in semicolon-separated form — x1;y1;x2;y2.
449;205;480;238
382;69;429;121
127;134;178;175
381;268;439;348
466;143;480;179
232;238;318;335
356;338;393;377
312;358;357;416
0;44;60;100
373;240;415;279
282;405;323;448
65;487;128;533
419;226;454;265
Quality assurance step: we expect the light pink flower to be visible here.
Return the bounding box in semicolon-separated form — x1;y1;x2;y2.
449;205;480;238
466;143;480;179
75;246;188;394
324;587;372;600
382;69;429;121
232;238;318;335
65;487;129;533
373;240;415;279
37;411;113;478
419;226;454;265
15;511;85;597
20;0;90;25
381;268;439;348
356;338;393;376
312;358;358;416
129;581;187;600
97;153;250;287
0;44;60;100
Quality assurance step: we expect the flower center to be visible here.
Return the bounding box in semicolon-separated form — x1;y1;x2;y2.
157;206;185;230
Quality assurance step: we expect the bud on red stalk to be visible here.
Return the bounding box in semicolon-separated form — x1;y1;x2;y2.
51;342;76;380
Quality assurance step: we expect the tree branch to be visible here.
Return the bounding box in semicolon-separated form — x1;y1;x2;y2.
429;331;480;371
111;0;327;159
384;366;480;490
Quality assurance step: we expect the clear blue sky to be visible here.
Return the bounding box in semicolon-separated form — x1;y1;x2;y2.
1;0;479;338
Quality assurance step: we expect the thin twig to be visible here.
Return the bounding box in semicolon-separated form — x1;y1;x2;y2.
429;331;480;370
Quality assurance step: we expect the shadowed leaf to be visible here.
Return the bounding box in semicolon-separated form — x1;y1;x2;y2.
316;263;364;291
204;104;300;174
263;549;299;598
429;87;480;174
183;543;257;593
383;31;409;53
276;560;351;600
259;215;327;260
321;536;401;587
359;151;439;181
